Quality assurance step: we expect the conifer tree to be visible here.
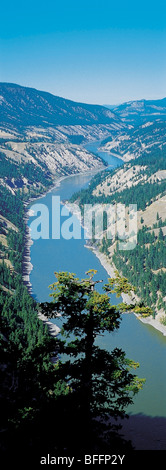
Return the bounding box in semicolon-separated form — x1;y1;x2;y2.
40;269;145;452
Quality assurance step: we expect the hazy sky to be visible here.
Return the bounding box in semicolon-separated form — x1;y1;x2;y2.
0;0;166;104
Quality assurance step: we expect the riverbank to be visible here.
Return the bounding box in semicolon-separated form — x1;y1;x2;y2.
86;244;166;337
22;140;166;339
22;162;106;298
63;193;166;338
22;178;65;293
22;212;34;293
38;312;60;336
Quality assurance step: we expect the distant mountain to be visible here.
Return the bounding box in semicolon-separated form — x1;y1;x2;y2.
113;98;166;125
103;104;118;110
0;83;121;129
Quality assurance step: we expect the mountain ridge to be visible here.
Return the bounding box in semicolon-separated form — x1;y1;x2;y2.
0;82;121;128
112;97;166;124
0;82;126;189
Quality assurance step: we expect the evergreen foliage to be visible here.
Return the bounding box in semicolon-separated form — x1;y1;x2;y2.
70;147;166;316
39;270;145;454
71;147;166;211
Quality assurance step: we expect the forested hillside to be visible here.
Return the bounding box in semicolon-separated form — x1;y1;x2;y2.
0;174;62;458
0;148;143;462
99;120;166;162
71;147;166;321
0;83;121;127
1;85;166;460
0;85;130;460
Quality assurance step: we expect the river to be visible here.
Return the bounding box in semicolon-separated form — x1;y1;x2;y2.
27;140;166;448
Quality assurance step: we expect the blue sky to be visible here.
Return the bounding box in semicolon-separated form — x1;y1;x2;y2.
0;0;166;104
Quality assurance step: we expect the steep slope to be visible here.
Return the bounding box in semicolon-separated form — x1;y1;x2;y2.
71;146;166;324
0;84;127;298
99;121;166;161
0;83;121;128
0;83;127;189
